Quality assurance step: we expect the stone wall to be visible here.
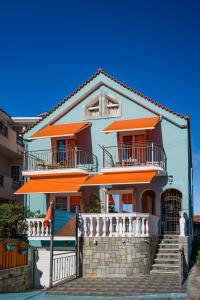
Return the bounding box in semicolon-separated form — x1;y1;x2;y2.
82;236;158;278
0;265;31;292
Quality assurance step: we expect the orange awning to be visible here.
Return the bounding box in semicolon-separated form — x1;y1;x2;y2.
28;121;89;139
15;175;87;194
81;171;157;186
103;117;160;133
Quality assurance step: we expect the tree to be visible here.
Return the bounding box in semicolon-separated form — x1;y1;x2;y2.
0;202;26;239
87;193;102;213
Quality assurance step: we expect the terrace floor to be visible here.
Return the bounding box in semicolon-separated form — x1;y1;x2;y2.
48;274;187;298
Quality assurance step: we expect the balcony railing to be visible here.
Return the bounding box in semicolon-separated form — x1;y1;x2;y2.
23;147;98;173
16;134;24;147
78;213;159;238
102;142;166;169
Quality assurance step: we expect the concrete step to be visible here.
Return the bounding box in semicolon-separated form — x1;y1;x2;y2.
157;248;179;253
159;235;179;239
159;239;179;244
150;269;179;274
154;258;179;265
152;264;179;272
156;253;179;259
158;244;179;249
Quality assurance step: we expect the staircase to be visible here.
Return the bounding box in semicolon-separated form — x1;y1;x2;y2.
151;235;180;274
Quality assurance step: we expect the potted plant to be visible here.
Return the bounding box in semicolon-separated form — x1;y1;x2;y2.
19;241;29;254
6;242;17;251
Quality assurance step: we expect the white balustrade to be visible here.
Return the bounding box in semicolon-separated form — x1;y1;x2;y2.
25;218;51;237
24;213;159;239
79;213;159;238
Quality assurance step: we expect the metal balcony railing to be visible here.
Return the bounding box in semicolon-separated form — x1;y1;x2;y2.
23;147;98;172
102;142;166;169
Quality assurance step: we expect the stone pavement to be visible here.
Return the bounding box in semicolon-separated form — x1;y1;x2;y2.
188;263;200;299
48;274;188;298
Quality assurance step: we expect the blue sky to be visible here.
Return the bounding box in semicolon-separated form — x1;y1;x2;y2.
0;0;199;212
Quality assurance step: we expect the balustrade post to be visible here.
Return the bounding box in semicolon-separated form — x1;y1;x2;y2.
109;217;113;237
115;217;119;237
119;217;123;236
141;217;145;236
145;217;149;237
135;217;141;237
122;216;126;236
102;216;106;237
89;217;93;237
83;217;87;237
28;220;32;236
128;216;132;237
96;216;100;237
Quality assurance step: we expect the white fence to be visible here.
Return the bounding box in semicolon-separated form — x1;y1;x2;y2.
78;213;159;237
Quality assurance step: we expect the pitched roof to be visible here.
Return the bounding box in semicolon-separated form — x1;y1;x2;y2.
24;68;189;134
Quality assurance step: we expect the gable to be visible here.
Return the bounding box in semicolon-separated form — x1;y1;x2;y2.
24;69;188;139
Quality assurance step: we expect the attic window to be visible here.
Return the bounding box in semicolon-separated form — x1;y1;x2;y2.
85;96;101;119
104;95;120;118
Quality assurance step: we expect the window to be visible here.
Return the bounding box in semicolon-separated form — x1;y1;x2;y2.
104;95;120;118
85;93;121;119
0;121;8;137
10;166;20;181
0;175;3;187
57;140;66;162
55;196;67;210
85;96;100;119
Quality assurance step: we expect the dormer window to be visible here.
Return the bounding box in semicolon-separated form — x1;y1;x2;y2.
104;95;120;118
85;96;101;119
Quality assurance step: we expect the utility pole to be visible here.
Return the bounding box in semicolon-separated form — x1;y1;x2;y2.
49;201;54;288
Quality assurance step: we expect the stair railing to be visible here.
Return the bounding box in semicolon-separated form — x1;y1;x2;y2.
178;246;185;286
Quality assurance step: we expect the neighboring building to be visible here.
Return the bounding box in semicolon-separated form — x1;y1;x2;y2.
12;113;44;134
15;69;193;286
0;109;42;203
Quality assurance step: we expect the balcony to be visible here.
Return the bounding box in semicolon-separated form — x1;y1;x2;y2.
102;142;166;171
23;147;98;174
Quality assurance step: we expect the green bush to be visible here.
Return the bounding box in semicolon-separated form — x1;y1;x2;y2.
0;202;26;239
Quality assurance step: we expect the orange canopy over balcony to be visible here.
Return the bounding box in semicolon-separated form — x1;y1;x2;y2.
103;116;160;133
81;170;157;186
15;175;87;194
28;121;89;139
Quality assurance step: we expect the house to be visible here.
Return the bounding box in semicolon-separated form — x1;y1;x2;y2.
0;109;43;204
15;69;193;286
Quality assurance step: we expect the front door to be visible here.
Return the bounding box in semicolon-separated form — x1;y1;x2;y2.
161;189;182;234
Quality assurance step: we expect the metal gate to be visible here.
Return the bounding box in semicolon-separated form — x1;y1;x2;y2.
161;189;182;234
52;251;76;284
